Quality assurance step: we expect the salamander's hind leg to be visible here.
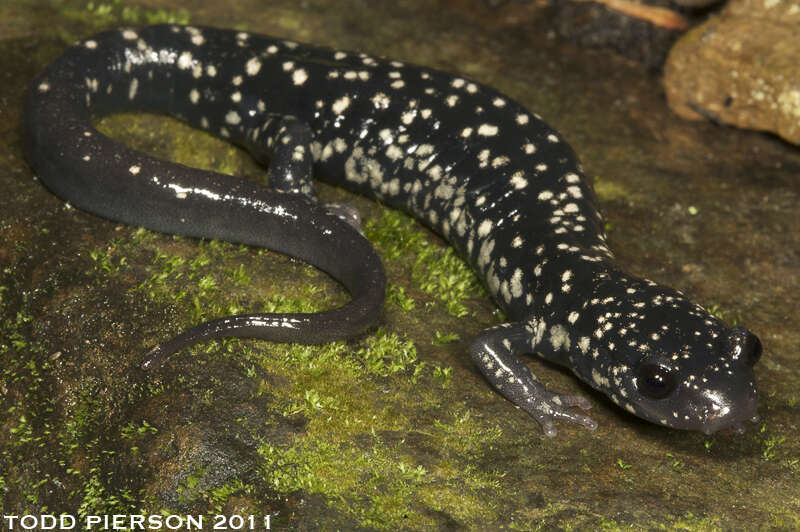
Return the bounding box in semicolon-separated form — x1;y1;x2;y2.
249;115;363;232
250;115;317;201
469;323;597;437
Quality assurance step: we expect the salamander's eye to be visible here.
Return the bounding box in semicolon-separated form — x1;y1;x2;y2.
637;362;677;400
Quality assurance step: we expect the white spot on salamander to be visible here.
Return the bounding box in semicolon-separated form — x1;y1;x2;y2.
592;369;610;388
246;57;262;76
550;325;570;351
477;124;499;136
579;336;590;353
225;110;241;125
385;144;403;161
128;78;138;100
510;171;528;190
567;186;583;199
478;219;493;238
510;268;523;298
177;51;193;70
332;95;351;114
292;69;308;85
371;92;390;109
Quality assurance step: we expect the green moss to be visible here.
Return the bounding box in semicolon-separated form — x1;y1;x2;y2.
167;290;513;529
127;235;336;342
258;437;432;528
60;221;499;527
354;329;418;377
77;466;138;519
254;413;506;530
649;512;723;532
88;240;129;274
95;113;243;179
66;0;190;34
593;176;637;203
365;209;483;317
704;303;741;326
176;466;208;506
386;283;416;311
1;212;340;514
760;425;786;462
432;366;453;387
432;331;460;345
206;478;251;514
120;420;158;440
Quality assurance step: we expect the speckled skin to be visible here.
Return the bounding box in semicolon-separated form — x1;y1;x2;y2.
24;25;762;436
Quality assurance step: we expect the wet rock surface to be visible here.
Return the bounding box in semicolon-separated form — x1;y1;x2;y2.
1;0;799;529
664;0;800;144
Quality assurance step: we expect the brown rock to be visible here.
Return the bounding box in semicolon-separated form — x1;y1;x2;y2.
664;0;800;145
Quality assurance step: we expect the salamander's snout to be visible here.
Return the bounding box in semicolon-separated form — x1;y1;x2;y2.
694;379;760;436
692;327;762;435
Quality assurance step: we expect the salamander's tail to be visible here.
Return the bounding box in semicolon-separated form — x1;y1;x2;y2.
140;265;385;371
132;194;386;372
21;26;386;372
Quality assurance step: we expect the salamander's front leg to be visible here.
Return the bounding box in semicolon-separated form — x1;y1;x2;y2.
469;323;597;437
254;115;317;200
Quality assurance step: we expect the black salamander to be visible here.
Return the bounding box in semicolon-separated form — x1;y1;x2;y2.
24;25;762;436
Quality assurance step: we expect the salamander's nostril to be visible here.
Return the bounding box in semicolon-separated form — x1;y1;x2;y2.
730;326;762;367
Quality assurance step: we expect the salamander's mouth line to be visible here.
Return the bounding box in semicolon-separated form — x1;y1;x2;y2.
23;24;760;437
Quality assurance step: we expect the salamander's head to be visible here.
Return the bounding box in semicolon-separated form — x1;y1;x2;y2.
568;273;761;435
630;324;761;434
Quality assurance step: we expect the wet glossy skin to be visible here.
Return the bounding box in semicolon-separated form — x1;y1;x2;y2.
24;25;761;436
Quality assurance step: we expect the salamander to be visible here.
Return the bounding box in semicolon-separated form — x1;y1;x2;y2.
24;25;762;436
